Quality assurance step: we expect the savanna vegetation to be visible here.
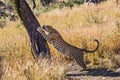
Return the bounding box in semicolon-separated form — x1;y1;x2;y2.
0;0;120;80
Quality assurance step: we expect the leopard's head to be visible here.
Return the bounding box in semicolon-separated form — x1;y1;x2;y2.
42;25;58;34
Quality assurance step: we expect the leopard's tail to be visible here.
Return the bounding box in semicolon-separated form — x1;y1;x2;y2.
83;39;99;53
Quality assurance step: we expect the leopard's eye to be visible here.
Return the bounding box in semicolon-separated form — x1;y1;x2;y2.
42;26;45;29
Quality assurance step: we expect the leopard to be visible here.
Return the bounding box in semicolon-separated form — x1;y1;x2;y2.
37;25;99;70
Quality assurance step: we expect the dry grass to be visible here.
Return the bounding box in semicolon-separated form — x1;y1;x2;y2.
0;1;120;80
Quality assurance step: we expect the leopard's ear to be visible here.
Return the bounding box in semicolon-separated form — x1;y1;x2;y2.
46;25;53;29
47;25;52;27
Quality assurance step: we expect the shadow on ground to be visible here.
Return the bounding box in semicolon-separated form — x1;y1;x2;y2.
66;68;120;77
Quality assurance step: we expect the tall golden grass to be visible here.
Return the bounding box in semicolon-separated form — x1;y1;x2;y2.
0;1;120;80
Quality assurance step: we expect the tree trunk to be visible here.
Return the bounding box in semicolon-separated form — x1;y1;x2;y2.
14;0;50;59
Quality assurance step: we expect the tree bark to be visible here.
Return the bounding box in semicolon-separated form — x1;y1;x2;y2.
14;0;50;59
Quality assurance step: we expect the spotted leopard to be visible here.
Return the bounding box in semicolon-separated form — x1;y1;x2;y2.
37;25;99;70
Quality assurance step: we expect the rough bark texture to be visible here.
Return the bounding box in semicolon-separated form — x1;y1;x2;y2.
14;0;50;59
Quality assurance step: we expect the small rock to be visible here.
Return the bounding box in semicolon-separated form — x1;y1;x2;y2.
115;68;120;73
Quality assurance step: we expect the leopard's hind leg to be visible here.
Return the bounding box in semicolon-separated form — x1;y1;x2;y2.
74;53;87;71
